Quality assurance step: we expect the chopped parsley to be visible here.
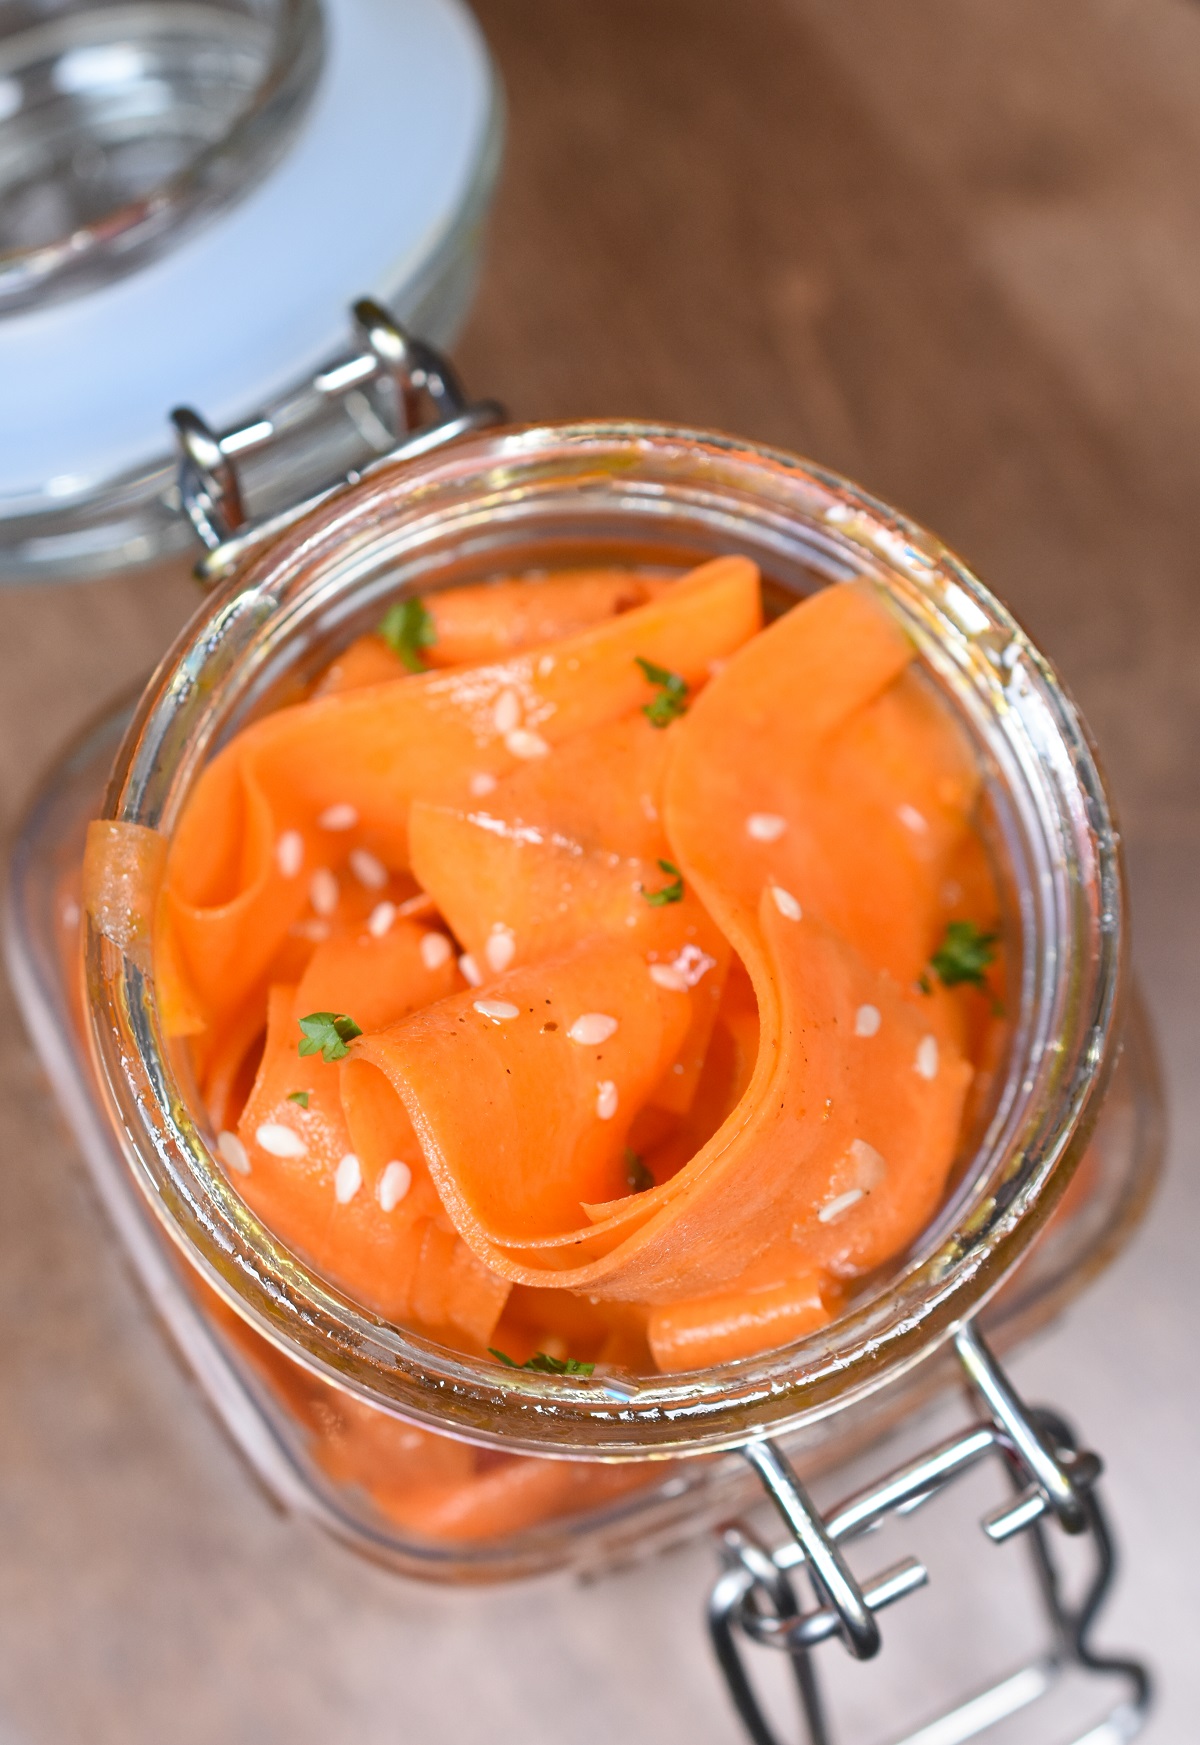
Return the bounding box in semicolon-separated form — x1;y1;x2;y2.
488;1347;595;1376
287;1090;310;1109
298;1011;363;1063
625;1148;654;1193
379;597;436;673
635;656;688;727
929;921;999;991
643;858;684;906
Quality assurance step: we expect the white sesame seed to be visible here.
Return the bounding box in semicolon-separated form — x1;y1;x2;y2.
62;898;80;928
459;952;483;987
367;901;396;938
290;918;331;942
915;1035;939;1080
216;1130;250;1176
898;803;928;834
568;1013;619;1046
474;999;520;1022
420;931;452;970
770;885;803;921
818;1188;864;1224
651;944;717;989
854;1004;881;1037
747;812;787;842
310;868;339;916
848;1138;886;1189
536;654;556;678
334;1152;362;1203
640;793;659;822
493;688;522;735
276;830;304;878
506;727;550;759
318;803;358;831
596;1080;619;1120
649;962;689;992
485;925;516;973
255;1123;308;1159
469;771;498;797
378;1160;412;1212
349;847;388;890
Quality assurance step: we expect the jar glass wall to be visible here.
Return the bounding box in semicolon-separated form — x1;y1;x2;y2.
7;422;1161;1577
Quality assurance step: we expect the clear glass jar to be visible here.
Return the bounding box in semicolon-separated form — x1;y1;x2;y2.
0;0;324;315
9;422;1161;1585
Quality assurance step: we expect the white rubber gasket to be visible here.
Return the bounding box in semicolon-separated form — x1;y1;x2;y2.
0;0;496;500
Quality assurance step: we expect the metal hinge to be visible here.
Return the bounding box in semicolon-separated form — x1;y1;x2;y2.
170;297;504;586
711;1325;1150;1745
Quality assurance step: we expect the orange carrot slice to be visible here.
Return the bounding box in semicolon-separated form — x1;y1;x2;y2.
317;571;677;694
163;556;761;1030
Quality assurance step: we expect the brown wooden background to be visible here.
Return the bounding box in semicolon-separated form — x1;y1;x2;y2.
1;3;1197;1739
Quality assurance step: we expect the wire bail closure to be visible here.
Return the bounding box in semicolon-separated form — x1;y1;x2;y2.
171;298;504;585
712;1324;1150;1745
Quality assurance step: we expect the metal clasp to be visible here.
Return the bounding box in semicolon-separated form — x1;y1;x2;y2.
171;297;504;585
710;1325;1151;1745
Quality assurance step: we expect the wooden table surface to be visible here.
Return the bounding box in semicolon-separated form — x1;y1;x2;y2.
2;2;1198;1740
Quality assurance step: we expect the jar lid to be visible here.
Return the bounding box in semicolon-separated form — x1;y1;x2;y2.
0;0;499;581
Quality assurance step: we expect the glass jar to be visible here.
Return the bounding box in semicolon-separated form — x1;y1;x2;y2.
7;400;1162;1732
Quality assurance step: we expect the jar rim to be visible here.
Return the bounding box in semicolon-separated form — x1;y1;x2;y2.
84;419;1125;1458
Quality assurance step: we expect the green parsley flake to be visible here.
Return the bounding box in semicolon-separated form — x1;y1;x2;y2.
929;921;998;991
488;1347;595;1376
625;1148;654;1193
643;859;684;906
379;597;437;673
287;1090;311;1109
635;656;688;727
298;1011;363;1063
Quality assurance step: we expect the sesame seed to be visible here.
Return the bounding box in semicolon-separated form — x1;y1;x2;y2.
747;812;787;842
420;931;452;970
378;1160;412;1212
854;1004;881;1037
255;1123;308;1159
915;1035;939;1079
367;901;396;938
216;1130;250;1176
276;830;304;878
492;688;521;735
310;868;339;916
596;1080;619;1120
469;771;498;798
459;952;483;987
62;898;80;928
818;1188;864;1224
649;944;717;992
568;1013;619;1045
848;1138;886;1189
640;793;659;822
318;803;358;831
474;998;520;1022
506;728;550;759
898;804;928;834
770;885;803;921
291;918;331;942
334;1152;362;1203
649;962;689;992
349;847;388;890
485;925;516;973
537;654;556;678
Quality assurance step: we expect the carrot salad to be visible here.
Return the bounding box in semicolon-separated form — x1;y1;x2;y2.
153;558;1003;1380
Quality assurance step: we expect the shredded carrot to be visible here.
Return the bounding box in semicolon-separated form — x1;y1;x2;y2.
123;559;1003;1533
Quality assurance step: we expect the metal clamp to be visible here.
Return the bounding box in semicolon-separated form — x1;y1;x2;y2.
170;298;504;584
711;1325;1151;1745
